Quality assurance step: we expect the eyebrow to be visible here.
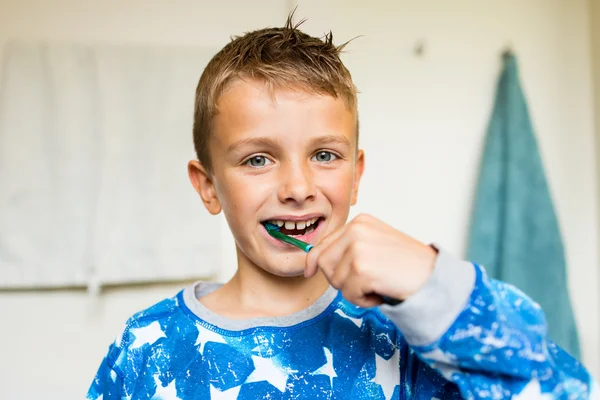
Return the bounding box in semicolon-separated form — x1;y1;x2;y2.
227;137;279;153
226;134;351;153
309;134;351;148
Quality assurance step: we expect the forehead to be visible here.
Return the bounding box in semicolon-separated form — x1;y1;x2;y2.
211;79;357;148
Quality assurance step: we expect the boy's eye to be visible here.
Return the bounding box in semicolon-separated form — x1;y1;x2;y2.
245;155;273;168
312;151;338;163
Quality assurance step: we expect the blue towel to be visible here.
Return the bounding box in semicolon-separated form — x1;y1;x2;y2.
466;53;580;359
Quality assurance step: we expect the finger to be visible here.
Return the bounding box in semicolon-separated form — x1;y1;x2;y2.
340;274;380;308
305;224;348;278
326;249;353;290
315;221;367;279
313;234;354;282
360;294;385;308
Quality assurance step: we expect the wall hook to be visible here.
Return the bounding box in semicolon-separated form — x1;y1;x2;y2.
414;40;425;57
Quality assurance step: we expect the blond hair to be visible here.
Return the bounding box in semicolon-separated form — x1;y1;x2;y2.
192;14;358;172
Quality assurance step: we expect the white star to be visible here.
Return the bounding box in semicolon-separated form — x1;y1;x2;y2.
512;379;553;400
151;375;180;400
370;349;400;400
335;309;363;328
130;321;166;349
210;383;242;399
251;345;273;357
245;355;291;392
195;323;227;354
311;347;337;388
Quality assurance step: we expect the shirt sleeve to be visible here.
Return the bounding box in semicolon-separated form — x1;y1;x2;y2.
86;356;125;400
380;247;598;399
86;329;128;400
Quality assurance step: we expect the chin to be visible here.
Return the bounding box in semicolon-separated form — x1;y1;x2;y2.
237;242;308;278
272;270;305;278
263;265;305;278
258;258;306;278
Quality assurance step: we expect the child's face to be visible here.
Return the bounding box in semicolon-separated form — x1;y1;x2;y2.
189;78;363;277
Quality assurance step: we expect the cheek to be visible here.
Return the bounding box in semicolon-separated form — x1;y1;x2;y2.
218;190;256;248
317;168;355;208
213;177;246;228
220;186;250;217
216;174;270;225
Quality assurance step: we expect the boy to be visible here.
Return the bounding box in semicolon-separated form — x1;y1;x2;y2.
87;16;596;399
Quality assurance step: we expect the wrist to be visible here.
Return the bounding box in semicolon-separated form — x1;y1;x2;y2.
402;244;438;300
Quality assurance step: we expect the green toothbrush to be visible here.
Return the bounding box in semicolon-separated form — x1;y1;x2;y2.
263;222;401;306
264;222;314;252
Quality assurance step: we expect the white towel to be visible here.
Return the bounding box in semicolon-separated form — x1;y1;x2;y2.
0;41;221;289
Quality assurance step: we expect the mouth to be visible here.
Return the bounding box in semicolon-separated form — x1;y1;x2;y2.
260;216;324;238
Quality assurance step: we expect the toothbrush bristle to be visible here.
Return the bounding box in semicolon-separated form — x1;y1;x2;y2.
264;222;280;232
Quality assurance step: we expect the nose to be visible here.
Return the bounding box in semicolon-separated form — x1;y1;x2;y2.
277;160;316;205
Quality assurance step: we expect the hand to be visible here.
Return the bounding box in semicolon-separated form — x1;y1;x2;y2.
305;214;437;308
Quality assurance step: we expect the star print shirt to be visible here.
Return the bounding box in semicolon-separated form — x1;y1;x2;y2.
86;248;596;399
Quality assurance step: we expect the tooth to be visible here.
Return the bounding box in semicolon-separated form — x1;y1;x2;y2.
285;221;295;230
306;220;312;227
276;220;284;227
312;218;317;224
297;221;306;230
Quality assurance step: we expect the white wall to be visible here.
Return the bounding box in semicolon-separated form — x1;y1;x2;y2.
0;1;598;398
298;0;599;375
592;0;600;366
0;1;288;399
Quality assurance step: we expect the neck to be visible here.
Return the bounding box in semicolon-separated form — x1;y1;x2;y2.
205;247;330;319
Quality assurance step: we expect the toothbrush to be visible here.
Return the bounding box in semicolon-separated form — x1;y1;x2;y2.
264;222;314;252
263;222;401;306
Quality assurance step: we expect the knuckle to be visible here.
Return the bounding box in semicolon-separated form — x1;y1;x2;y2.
347;241;357;255
330;275;343;289
352;261;365;275
354;213;372;224
348;224;362;240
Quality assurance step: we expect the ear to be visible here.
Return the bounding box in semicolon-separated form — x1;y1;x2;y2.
351;149;365;206
188;160;222;215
